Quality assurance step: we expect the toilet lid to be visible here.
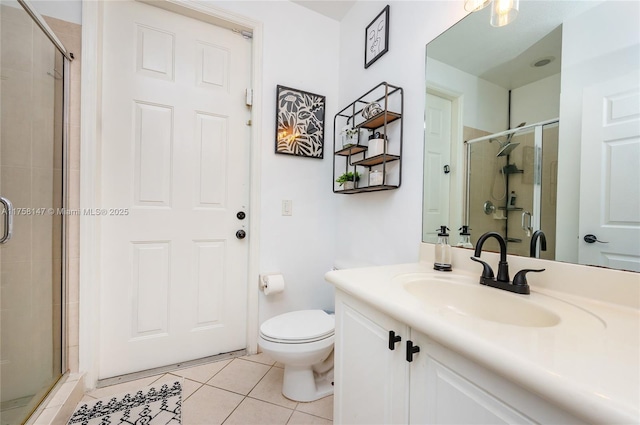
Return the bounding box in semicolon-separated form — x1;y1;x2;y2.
260;310;335;342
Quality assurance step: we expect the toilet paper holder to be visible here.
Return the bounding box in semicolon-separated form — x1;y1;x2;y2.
259;272;285;293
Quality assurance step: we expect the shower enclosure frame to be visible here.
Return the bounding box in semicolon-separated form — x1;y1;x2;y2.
6;0;72;419
464;118;559;248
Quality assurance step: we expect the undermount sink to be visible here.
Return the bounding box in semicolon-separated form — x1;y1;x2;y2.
398;274;561;327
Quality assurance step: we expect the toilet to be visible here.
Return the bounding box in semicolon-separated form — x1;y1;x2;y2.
258;309;335;402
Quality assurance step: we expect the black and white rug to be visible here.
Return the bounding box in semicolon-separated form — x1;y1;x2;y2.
67;379;182;425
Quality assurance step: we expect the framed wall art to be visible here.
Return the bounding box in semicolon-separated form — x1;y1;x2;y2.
364;5;390;69
275;85;326;159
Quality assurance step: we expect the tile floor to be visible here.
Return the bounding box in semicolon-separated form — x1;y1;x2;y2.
79;353;333;425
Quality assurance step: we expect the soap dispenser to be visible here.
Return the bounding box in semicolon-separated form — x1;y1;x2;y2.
434;226;452;272
456;225;473;249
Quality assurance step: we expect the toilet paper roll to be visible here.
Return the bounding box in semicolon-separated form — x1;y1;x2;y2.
262;274;285;295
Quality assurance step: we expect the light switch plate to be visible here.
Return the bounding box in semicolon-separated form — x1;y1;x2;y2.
282;200;292;216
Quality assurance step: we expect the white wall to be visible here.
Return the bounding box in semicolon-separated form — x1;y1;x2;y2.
32;0;82;24
510;73;560;127
556;0;640;262
336;1;467;265
208;1;340;322
427;57;508;133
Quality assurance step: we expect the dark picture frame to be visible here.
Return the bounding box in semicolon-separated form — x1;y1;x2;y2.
275;85;326;159
364;5;390;69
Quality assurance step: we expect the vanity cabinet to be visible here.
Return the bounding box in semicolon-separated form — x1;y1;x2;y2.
334;291;410;423
335;290;585;424
333;82;403;194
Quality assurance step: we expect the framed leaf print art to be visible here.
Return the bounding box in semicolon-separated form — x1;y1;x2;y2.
275;85;326;159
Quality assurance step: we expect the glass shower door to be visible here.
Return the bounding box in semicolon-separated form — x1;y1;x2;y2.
0;1;64;423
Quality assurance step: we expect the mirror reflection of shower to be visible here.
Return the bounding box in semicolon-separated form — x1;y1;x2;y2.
487;122;526;204
465;120;559;258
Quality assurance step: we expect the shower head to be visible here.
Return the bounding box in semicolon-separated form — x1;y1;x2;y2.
494;122;526;157
496;141;520;157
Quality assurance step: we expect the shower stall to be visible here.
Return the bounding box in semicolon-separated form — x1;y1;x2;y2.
0;0;70;423
465;120;559;259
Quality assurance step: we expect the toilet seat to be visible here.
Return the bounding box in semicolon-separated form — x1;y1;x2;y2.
260;310;334;344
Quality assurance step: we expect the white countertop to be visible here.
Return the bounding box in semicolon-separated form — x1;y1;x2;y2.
325;249;640;424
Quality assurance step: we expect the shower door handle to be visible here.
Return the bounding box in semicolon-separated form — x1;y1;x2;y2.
521;211;532;237
0;196;14;244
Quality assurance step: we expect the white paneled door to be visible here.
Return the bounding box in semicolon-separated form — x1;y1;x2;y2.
99;0;252;378
579;71;640;272
423;93;452;243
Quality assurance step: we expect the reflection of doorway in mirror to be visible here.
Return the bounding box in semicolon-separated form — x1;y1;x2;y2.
423;93;452;243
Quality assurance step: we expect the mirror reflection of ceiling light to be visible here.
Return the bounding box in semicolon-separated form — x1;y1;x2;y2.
464;0;491;12
465;0;520;27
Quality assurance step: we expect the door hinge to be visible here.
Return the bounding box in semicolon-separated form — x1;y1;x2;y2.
246;88;253;107
231;29;253;39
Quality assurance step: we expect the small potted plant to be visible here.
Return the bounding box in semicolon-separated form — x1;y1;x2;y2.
336;171;360;190
340;126;360;148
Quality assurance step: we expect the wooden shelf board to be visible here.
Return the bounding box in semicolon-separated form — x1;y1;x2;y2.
335;184;399;194
353;154;401;167
335;145;367;156
358;111;401;130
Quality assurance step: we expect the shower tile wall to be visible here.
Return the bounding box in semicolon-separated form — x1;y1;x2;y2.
43;15;82;373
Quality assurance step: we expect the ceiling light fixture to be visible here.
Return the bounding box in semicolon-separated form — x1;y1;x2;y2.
464;0;491;12
466;0;520;27
491;0;519;27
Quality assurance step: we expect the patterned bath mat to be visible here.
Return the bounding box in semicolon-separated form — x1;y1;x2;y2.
67;379;182;425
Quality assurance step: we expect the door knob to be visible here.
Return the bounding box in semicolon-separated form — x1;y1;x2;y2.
584;234;608;244
236;230;246;239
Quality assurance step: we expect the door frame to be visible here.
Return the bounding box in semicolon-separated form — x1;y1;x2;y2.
79;0;263;388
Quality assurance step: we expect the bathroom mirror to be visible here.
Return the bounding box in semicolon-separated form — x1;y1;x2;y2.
423;0;640;272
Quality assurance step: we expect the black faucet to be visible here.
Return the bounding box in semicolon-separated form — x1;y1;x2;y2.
470;231;544;295
530;230;547;258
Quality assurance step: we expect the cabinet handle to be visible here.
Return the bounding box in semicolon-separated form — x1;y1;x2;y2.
388;330;401;350
406;340;420;362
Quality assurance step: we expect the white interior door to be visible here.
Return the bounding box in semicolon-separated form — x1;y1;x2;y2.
423;93;452;242
99;0;252;378
579;71;640;272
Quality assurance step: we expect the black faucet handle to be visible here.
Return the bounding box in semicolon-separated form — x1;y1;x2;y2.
470;257;494;279
513;268;545;287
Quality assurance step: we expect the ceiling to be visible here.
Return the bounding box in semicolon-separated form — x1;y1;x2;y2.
427;1;603;90
290;0;356;21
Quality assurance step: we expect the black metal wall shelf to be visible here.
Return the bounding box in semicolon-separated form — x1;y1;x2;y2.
333;82;403;194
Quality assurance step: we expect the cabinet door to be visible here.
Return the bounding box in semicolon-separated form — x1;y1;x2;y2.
335;291;410;424
410;331;538;425
410;331;585;424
